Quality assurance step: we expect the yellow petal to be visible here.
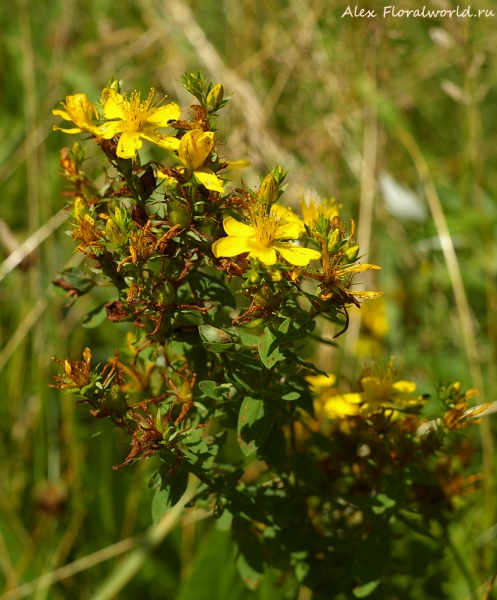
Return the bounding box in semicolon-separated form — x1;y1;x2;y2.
53;125;83;134
392;380;417;394
145;102;181;126
349;291;384;300
52;108;71;121
223;217;254;237
142;130;180;151
64;94;99;124
102;88;127;121
272;242;321;266
323;394;361;418
194;168;224;193
212;235;253;258
225;160;252;170
95;121;124;139
178;130;214;169
274;222;301;240
305;373;336;391
117;131;143;159
337;263;381;276
249;245;277;265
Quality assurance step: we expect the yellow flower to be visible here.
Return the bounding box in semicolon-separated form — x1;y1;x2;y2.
322;394;361;419
52;93;99;134
177;129;224;193
300;193;340;224
324;360;424;416
305;373;360;419
96;88;181;159
212;203;321;266
283;192;341;233
305;373;336;393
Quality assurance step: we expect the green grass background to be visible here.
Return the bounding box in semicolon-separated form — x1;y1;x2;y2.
1;0;497;598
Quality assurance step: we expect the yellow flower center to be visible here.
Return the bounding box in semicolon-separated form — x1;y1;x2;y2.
119;89;160;131
250;203;281;247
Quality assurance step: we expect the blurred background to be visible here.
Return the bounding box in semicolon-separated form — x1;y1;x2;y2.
1;0;497;597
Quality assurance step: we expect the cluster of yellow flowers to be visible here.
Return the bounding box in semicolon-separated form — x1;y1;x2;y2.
307;359;425;420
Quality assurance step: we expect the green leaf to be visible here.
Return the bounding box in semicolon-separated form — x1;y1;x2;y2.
372;493;396;514
194;272;236;308
352;580;381;598
237;397;277;456
282;350;328;376
82;303;107;329
277;314;315;343
236;552;263;592
199;324;234;344
350;529;389;593
151;469;189;525
199;380;238;401
51;266;95;297
258;328;285;369
238;330;261;349
281;391;300;401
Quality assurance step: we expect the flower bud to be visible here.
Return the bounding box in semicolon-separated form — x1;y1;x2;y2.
109;79;121;93
74;197;86;219
327;228;341;255
168;198;191;228
196;219;216;249
178;130;214;170
206;83;224;112
179;381;193;403
106;384;128;413
269;268;282;282
259;174;279;204
249;271;260;284
345;244;359;263
254;286;273;306
153;281;176;307
106;218;126;244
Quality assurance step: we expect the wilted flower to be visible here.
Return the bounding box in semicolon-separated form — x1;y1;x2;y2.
50;348;92;389
53;94;99;135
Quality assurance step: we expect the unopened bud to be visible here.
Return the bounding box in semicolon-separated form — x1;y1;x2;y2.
345;244;359;263
178;130;214;170
74;197;86;219
109;79;121;93
168;199;191;228
106;384;128;413
106;219;126;244
197;219;216;249
254;287;273;306
328;228;341;255
259;174;279;204
71;141;83;157
153;281;176;307
206;83;224;112
179;381;193;403
249;271;260;284
269;268;282;282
